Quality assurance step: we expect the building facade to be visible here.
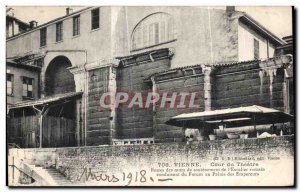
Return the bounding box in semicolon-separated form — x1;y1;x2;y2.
6;6;293;148
6;15;31;38
6;56;41;106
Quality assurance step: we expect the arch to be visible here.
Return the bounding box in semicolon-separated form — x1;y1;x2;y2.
131;12;176;50
45;56;75;96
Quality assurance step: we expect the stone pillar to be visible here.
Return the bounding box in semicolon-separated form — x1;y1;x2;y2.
151;76;158;142
267;68;277;108
259;55;293;112
282;57;293;114
84;59;119;145
202;65;213;111
69;65;85;146
68;66;85;92
108;65;117;144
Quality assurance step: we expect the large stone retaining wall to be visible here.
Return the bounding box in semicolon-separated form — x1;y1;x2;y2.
13;135;294;186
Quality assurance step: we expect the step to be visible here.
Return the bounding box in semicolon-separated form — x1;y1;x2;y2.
48;172;64;176
44;169;61;172
42;168;73;185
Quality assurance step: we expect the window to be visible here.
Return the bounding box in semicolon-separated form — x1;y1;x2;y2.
56;22;63;42
7;74;13;95
254;39;259;59
22;77;34;98
73;15;80;36
40;27;47;47
91;8;100;30
132;13;175;50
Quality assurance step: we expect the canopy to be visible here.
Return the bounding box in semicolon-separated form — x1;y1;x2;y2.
8;92;83;110
165;105;293;128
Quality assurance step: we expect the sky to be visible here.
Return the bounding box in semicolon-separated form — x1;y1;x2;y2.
7;6;293;38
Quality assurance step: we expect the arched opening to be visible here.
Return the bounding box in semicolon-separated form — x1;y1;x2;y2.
45;56;75;96
41;56;78;147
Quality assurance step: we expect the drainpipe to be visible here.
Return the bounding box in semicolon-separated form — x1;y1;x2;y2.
83;61;88;147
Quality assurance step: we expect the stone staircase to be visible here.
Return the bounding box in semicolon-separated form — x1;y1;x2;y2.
8;148;74;186
41;167;74;186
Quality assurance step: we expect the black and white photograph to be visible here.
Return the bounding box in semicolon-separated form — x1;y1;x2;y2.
5;4;294;187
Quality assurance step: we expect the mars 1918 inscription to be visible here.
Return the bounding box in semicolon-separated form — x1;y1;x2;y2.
6;6;294;187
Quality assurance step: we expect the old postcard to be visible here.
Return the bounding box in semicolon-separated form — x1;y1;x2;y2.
6;6;294;187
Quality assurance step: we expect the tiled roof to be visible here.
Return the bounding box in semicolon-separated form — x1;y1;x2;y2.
147;55;293;79
147;59;259;79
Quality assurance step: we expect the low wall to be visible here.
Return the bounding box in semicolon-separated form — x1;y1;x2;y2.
12;135;294;186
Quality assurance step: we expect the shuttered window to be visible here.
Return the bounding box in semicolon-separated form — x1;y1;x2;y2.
22;77;34;98
73;15;80;36
56;22;63;42
40;27;47;47
91;8;100;30
7;74;13;95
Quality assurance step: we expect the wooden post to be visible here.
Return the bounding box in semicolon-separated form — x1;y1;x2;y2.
181;121;185;142
253;114;257;137
39;114;43;148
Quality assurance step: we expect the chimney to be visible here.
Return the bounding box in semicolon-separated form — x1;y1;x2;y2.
6;8;14;17
66;7;73;15
29;20;38;28
226;6;235;16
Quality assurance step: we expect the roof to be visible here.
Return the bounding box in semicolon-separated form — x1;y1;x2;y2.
116;48;169;60
9;52;45;60
282;35;293;43
6;58;17;65
166;105;293;128
6;7;93;41
147;54;293;80
6;15;30;27
6;60;41;71
239;13;286;46
9;92;83;109
6;52;45;70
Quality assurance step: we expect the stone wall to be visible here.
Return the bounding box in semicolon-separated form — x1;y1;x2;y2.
212;61;285;111
15;135;294;186
87;67;111;145
116;48;171;139
154;70;205;143
149;55;292;142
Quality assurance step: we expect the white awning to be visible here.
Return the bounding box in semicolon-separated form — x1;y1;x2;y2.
166;105;293;128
